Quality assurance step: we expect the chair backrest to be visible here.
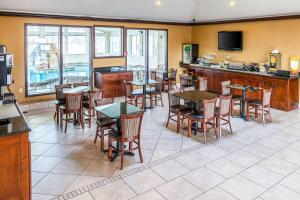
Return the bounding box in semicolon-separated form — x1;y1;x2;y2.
55;84;72;100
170;68;177;79
150;71;157;80
88;89;103;109
221;81;231;95
179;75;189;86
124;81;133;97
65;93;82;112
183;86;195;92
74;82;89;87
121;112;144;141
219;95;232;117
198;77;208;91
168;89;181;107
155;78;163;92
263;88;272;106
95;98;114;119
203;98;217;120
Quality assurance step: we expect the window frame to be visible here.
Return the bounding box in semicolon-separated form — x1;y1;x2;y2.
125;28;168;81
93;25;124;59
24;23;93;97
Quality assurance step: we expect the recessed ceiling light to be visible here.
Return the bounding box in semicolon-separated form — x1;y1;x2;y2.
156;1;162;6
229;0;235;6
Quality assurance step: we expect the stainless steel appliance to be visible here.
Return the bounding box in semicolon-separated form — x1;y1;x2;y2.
0;50;14;101
182;44;199;64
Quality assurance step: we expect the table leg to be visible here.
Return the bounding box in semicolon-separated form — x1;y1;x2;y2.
241;90;246;119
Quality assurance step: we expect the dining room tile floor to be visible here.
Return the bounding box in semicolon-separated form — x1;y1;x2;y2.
26;94;300;200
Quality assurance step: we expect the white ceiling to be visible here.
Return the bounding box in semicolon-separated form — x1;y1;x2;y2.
1;0;300;23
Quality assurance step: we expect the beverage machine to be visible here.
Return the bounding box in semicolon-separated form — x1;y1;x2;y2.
0;45;14;103
182;44;199;64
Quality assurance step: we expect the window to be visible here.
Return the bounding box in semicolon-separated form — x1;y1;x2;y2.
94;26;123;57
25;24;91;96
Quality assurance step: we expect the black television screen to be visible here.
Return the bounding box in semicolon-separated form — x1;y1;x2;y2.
218;31;243;51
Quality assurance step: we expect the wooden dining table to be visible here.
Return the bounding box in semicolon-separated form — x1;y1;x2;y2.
95;102;142;161
227;84;262;119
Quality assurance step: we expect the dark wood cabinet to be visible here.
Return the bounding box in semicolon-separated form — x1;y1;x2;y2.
0;132;31;200
181;64;299;111
94;71;133;98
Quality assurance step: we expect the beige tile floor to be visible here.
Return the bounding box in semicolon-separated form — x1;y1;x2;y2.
26;94;300;200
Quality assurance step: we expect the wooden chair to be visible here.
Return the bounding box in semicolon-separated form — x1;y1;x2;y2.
166;89;192;133
215;95;233;139
73;82;89;87
59;92;84;133
198;77;208;91
124;81;145;110
54;84;72;124
83;89;103;128
163;68;177;92
146;78;164;109
246;88;272;126
108;112;144;170
150;71;157;80
94;98;117;152
221;81;242;115
188;98;218;144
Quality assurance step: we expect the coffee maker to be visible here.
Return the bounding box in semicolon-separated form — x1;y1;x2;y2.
0;45;14;102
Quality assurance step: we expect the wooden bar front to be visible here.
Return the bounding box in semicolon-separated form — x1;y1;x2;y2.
181;64;299;111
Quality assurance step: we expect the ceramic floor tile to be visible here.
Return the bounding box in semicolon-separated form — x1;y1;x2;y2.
241;165;283;188
32;172;47;187
226;150;261;167
183;167;225;192
175;151;211;170
258;138;289;151
280;172;300;193
258;156;298;176
260;184;300;200
156;177;202;200
194;187;238;200
52;158;91;175
31;143;54;156
196;145;228;160
32;156;63;172
43;144;79;157
90;179;136;200
68;192;94;200
130;190;165;200
123;169;165;194
33;173;77;196
243;143;276;159
220;175;266;200
206;158;245;178
274;149;300;165
214;139;246;152
81;158;118;177
32;194;57;200
151;150;177;161
151;159;190;181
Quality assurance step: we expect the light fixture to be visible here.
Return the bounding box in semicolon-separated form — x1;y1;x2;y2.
156;1;162;6
229;0;235;6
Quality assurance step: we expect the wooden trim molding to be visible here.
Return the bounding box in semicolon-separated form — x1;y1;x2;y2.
192;14;300;26
0;11;191;26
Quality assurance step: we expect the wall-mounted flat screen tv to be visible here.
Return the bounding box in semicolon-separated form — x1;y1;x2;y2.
218;31;243;51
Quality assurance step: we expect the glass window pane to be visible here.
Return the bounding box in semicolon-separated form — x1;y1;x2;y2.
148;30;167;79
62;27;91;84
26;25;60;96
94;27;123;57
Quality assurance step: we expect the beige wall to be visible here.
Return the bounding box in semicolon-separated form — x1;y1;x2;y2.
0;16;191;103
192;19;300;69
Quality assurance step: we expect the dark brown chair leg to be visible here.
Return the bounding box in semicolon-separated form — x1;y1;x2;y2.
138;138;143;163
100;129;104;152
228;116;233;134
166;111;170;128
120;142;124;170
177;112;181;133
108;136;112;160
65;113;68;133
188;118;192;137
160;94;164;107
88;109;91;128
94;126;98;144
203;121;207;144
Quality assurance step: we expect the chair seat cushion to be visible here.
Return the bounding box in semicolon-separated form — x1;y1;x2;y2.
108;127;122;139
146;89;159;94
132;90;144;96
82;101;90;109
189;111;204;119
232;95;242;100
170;105;191;113
247;99;262;107
97;117;117;127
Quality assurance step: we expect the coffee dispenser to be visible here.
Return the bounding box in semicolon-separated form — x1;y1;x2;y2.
0;51;14;101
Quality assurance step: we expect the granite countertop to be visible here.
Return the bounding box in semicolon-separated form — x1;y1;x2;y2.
0;102;31;137
182;63;299;80
94;66;129;74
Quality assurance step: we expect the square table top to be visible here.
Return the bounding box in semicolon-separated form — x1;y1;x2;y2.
131;79;158;86
174;90;217;102
227;84;262;92
62;86;89;94
95;102;142;119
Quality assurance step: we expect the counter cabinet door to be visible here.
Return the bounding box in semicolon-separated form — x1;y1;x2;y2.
102;73;118;98
117;72;133;97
